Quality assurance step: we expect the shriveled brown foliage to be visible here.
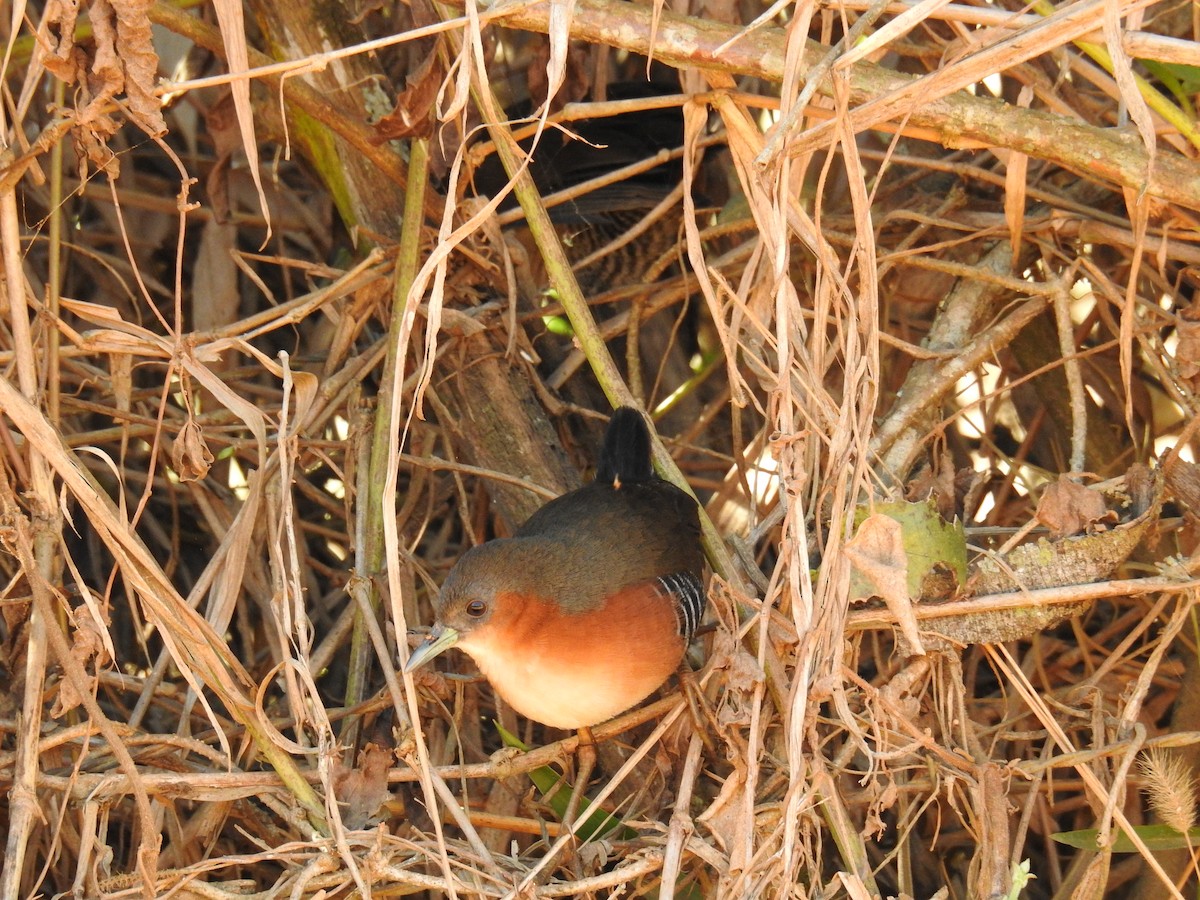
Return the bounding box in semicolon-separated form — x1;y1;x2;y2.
2;0;1200;897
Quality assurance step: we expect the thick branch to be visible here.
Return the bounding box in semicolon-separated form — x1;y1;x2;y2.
479;0;1200;211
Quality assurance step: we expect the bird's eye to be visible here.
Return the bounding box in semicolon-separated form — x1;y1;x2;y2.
466;599;488;618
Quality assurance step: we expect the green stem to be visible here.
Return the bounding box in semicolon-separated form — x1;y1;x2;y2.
342;138;431;743
471;84;736;581
1030;0;1200;152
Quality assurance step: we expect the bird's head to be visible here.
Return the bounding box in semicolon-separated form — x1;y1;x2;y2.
403;539;564;673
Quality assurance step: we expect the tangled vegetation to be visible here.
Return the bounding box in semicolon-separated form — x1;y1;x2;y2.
2;0;1200;897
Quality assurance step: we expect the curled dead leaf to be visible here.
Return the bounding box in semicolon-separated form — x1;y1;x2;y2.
1036;474;1116;540
37;0;83;82
1165;460;1200;517
374;53;445;141
846;513;908;602
1176;300;1200;387
101;0;166;136
172;418;214;482
846;514;925;656
334;742;395;829
37;0;165;177
52;601;113;718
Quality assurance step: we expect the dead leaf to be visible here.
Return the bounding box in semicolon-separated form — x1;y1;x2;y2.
1176;300;1200;387
193;220;240;334
879;654;930;722
204;91;245;224
99;0;167;136
862;779;900;840
171;417;214;482
1127;463;1155;517
1036;475;1116;540
374;53;445;141
37;0;84;83
578;840;613;870
335;742;395;829
211;0;271;232
846;514;925;655
905;448;956;521
711;628;763;732
847;514;908;600
37;0;165;177
852;499;966;602
695;758;747;852
53;602;112;718
1165;460;1200;519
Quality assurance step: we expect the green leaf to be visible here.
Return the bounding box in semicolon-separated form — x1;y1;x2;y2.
1141;61;1198;120
1147;61;1200;94
495;723;635;841
542;314;574;337
1005;859;1036;899
1052;823;1200;852
850;499;966;600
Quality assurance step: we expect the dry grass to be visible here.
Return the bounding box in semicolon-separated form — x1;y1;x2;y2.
2;0;1200;897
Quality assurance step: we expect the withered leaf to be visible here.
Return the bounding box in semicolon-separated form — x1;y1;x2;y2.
103;0;166;136
335;742;395;829
1165;460;1200;517
1036;475;1116;540
1176;300;1200;386
38;0;84;83
846;513;925;656
374;53;445;142
171;418;214;482
52;602;112;718
1126;462;1155;517
38;0;165;176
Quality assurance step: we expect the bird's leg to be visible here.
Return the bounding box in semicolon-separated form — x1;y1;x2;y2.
563;725;596;834
524;727;597;885
678;663;719;757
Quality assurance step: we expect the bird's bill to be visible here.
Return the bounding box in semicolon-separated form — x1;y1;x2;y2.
403;624;460;673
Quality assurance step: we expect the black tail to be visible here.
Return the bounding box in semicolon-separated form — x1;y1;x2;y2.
596;407;654;486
